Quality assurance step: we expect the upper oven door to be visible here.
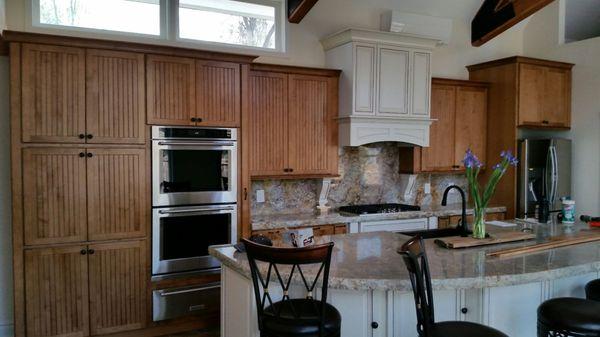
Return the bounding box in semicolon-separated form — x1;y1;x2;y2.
152;138;238;207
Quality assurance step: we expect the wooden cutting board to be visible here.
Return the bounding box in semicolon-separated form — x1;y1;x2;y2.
487;230;600;258
434;231;536;249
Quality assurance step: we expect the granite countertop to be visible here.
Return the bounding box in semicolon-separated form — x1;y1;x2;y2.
251;203;507;231
210;221;600;291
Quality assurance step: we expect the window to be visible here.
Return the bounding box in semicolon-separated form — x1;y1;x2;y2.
37;0;160;36
32;0;286;53
179;0;278;50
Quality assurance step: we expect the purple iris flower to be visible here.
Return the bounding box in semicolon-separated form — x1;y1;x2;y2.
501;150;519;167
463;149;483;169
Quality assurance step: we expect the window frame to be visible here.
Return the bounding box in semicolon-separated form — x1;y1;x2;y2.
28;0;288;55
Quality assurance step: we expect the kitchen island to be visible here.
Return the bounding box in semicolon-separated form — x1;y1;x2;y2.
210;222;600;337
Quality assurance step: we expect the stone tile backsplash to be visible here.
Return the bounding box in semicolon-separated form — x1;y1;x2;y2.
251;142;468;216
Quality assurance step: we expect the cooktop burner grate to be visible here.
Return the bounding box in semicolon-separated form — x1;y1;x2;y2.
338;203;421;215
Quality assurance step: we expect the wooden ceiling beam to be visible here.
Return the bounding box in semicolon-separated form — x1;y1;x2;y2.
288;0;319;24
471;0;555;46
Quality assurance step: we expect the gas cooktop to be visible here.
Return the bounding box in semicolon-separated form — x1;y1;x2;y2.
338;203;421;215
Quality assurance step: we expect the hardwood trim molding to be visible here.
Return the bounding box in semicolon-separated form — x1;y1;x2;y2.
466;56;574;71
288;0;320;24
432;77;490;87
250;63;341;77
1;30;259;63
0;34;8;56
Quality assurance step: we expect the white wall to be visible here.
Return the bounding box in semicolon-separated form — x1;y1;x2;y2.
0;56;13;337
521;1;600;215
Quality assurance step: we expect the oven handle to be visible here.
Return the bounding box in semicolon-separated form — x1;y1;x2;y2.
159;284;221;297
158;206;235;214
157;141;235;147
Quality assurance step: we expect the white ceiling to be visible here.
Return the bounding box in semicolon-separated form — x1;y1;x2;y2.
297;0;486;37
565;0;600;42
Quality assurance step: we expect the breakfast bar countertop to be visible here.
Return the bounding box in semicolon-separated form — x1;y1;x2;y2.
251;203;507;231
210;221;600;291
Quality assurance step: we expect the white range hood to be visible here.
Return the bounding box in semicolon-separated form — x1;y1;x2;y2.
321;29;439;147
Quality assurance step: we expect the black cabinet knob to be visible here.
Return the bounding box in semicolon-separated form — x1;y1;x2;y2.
79;152;86;158
86;134;93;139
80;249;87;255
197;117;203;123
86;153;93;158
191;117;197;122
452;165;460;169
88;249;95;255
542;120;549;124
461;307;468;314
78;134;85;139
371;322;379;329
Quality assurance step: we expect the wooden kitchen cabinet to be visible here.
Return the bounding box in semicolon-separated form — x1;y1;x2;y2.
248;65;340;178
147;56;242;127
86;148;147;241
86;49;146;144
88;241;146;335
21;44;146;144
22;148;89;245
24;241;147;337
518;63;571;128
400;78;488;173
24;245;90;337
196;60;241;127
21;43;86;143
23;147;147;245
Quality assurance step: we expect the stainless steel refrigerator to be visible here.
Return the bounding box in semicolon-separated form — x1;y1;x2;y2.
517;138;572;218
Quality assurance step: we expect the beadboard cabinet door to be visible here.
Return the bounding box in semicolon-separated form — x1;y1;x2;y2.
248;71;289;176
86;148;147;241
22;148;88;245
454;85;488;168
146;55;196;126
196;60;241;126
21;43;86;143
518;64;546;126
288;74;338;175
88;241;147;335
24;246;90;337
86;49;145;144
543;67;571;127
421;84;456;172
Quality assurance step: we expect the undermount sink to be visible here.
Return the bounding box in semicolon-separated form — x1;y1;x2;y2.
401;228;468;239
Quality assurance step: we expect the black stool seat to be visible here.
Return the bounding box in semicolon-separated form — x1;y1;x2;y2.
430;321;508;337
262;299;341;337
538;297;600;335
586;279;600;301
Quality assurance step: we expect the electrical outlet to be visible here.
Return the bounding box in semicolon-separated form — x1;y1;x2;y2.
256;189;265;203
424;183;431;194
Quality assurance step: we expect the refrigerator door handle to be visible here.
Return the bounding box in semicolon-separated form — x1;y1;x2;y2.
549;146;559;205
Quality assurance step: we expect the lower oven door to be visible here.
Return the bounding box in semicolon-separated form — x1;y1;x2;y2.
152;204;237;275
153;282;220;321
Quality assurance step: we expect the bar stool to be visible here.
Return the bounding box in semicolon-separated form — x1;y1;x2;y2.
537;297;600;336
398;236;509;337
243;239;341;337
586;279;600;301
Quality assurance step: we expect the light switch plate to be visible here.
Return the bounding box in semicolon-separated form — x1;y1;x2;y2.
256;189;265;203
424;183;431;194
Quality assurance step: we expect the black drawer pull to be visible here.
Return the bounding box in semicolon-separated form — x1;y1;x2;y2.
86;153;93;158
79;152;86;158
80;249;87;255
88;249;95;255
371;322;379;329
86;134;93;139
78;134;85;139
197;117;203;123
461;307;468;314
191;117;197;122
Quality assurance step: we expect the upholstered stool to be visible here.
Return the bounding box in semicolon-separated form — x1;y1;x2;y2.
586;279;600;301
537;297;600;337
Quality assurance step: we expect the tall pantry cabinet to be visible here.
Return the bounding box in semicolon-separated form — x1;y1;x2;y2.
11;42;148;337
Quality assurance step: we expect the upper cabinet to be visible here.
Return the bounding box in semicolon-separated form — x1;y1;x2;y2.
147;55;241;127
468;56;573;130
247;65;340;178
322;29;437;147
21;44;146;144
400;78;488;173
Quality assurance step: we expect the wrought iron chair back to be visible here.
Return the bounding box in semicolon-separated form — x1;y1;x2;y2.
398;236;436;337
242;239;335;337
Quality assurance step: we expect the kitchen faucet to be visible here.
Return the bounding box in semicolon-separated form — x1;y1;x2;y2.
441;185;470;237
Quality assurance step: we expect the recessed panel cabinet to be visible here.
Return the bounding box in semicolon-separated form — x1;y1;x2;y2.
248;67;339;178
24;241;147;337
147;55;241;127
22;147;147;245
21;44;145;144
400;78;488;173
